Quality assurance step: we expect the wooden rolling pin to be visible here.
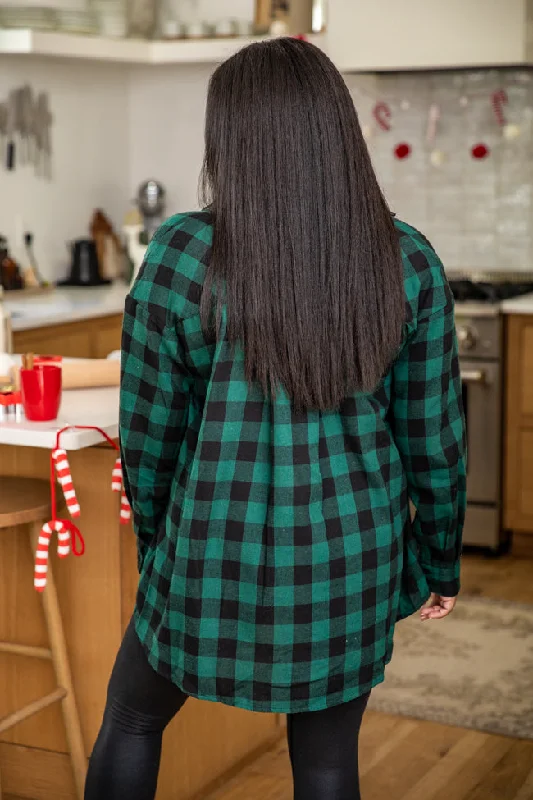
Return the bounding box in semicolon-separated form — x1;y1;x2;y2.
61;359;121;389
10;359;121;390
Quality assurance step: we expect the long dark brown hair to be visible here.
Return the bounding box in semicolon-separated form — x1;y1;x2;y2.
200;38;404;412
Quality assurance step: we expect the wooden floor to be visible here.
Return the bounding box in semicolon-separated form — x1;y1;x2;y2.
5;539;533;800
206;537;533;800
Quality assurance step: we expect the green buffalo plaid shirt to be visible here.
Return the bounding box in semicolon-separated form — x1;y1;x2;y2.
120;211;466;714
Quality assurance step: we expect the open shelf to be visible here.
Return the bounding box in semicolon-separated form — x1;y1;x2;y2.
0;28;326;65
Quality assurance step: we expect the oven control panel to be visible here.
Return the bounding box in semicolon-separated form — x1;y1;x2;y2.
454;313;502;360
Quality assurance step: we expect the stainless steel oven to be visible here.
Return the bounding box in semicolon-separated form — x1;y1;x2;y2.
455;306;504;550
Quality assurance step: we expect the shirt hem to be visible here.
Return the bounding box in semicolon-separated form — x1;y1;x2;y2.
133;612;386;715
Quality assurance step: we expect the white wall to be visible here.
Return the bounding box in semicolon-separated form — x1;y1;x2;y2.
128;63;213;216
0;57;130;282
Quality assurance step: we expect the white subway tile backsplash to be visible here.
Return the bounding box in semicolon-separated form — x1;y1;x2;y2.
350;67;533;272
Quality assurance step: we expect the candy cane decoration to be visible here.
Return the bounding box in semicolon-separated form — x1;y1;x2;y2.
120;493;132;524
34;520;70;592
492;89;508;127
34;425;134;592
426;103;440;145
373;102;392;131
111;457;132;524
52;448;80;518
112;457;123;492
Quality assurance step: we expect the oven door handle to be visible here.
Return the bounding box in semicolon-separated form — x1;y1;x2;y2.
461;368;486;384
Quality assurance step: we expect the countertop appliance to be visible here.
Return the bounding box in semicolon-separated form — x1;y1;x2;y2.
450;275;533;552
137;180;166;242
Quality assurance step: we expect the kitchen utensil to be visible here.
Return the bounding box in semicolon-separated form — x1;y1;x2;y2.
90;209;123;281
20;364;62;421
34;92;53;180
60;359;120;389
5;90;16;171
11;357;120;391
23;232;44;287
59;239;110;287
127;0;160;38
20;85;35;166
0;103;7;165
0;288;13;355
137;179;166;240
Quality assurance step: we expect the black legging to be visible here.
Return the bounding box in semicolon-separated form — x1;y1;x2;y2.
85;619;370;800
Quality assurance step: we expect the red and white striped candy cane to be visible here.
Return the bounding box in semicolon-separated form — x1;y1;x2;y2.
34;520;70;592
120;492;132;524
52;448;81;518
112;457;123;492
111;457;132;524
491;89;507;127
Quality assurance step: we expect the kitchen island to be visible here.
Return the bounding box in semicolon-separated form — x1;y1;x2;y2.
0;384;280;800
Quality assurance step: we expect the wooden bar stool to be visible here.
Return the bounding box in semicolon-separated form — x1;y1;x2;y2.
0;477;86;800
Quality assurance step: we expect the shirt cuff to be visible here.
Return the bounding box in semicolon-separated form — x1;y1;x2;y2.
422;563;461;597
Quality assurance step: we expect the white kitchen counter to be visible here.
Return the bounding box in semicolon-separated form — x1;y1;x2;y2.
501;293;533;315
0;386;119;450
5;283;129;332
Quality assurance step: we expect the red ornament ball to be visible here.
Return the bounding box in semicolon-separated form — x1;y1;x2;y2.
394;143;411;160
471;143;490;160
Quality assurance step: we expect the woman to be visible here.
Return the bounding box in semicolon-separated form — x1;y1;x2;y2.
85;38;466;800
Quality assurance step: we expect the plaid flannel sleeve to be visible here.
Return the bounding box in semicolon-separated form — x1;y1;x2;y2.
392;266;467;598
120;295;190;564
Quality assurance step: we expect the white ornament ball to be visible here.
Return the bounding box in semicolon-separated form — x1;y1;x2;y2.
430;149;446;167
503;123;521;141
270;19;288;35
362;124;374;141
400;100;410;111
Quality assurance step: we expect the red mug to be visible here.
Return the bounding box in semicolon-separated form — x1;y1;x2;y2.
34;354;63;367
20;365;62;422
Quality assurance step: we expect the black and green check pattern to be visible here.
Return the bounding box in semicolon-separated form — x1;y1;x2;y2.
119;211;466;714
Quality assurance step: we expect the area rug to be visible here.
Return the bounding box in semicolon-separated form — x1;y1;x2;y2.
369;596;533;739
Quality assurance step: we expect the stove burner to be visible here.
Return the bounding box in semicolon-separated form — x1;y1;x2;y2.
450;279;533;304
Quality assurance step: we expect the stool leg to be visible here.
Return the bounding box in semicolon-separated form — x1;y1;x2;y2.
30;523;87;800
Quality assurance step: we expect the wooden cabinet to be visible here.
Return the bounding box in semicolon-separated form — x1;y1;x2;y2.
13;314;123;360
0;443;280;799
504;314;533;533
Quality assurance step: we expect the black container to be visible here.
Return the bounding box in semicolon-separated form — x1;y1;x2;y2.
58;239;111;287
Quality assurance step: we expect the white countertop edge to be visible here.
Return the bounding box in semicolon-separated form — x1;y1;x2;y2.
501;294;533;314
0;386;120;450
10;302;126;332
0;422;119;450
6;284;129;332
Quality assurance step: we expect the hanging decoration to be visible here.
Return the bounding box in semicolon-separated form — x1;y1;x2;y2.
394;143;411;160
426;103;445;167
34;425;132;592
491;89;507;127
372;101;392;131
359;82;524;161
471;143;490;160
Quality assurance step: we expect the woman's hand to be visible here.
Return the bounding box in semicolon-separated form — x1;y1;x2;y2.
420;594;457;621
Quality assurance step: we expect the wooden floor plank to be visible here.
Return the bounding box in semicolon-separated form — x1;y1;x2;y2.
207;548;533;800
514;764;533;800
465;741;533;800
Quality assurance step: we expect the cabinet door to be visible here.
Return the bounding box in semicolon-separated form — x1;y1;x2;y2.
14;324;92;358
13;314;123;360
504;314;533;532
327;0;526;71
91;315;123;359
